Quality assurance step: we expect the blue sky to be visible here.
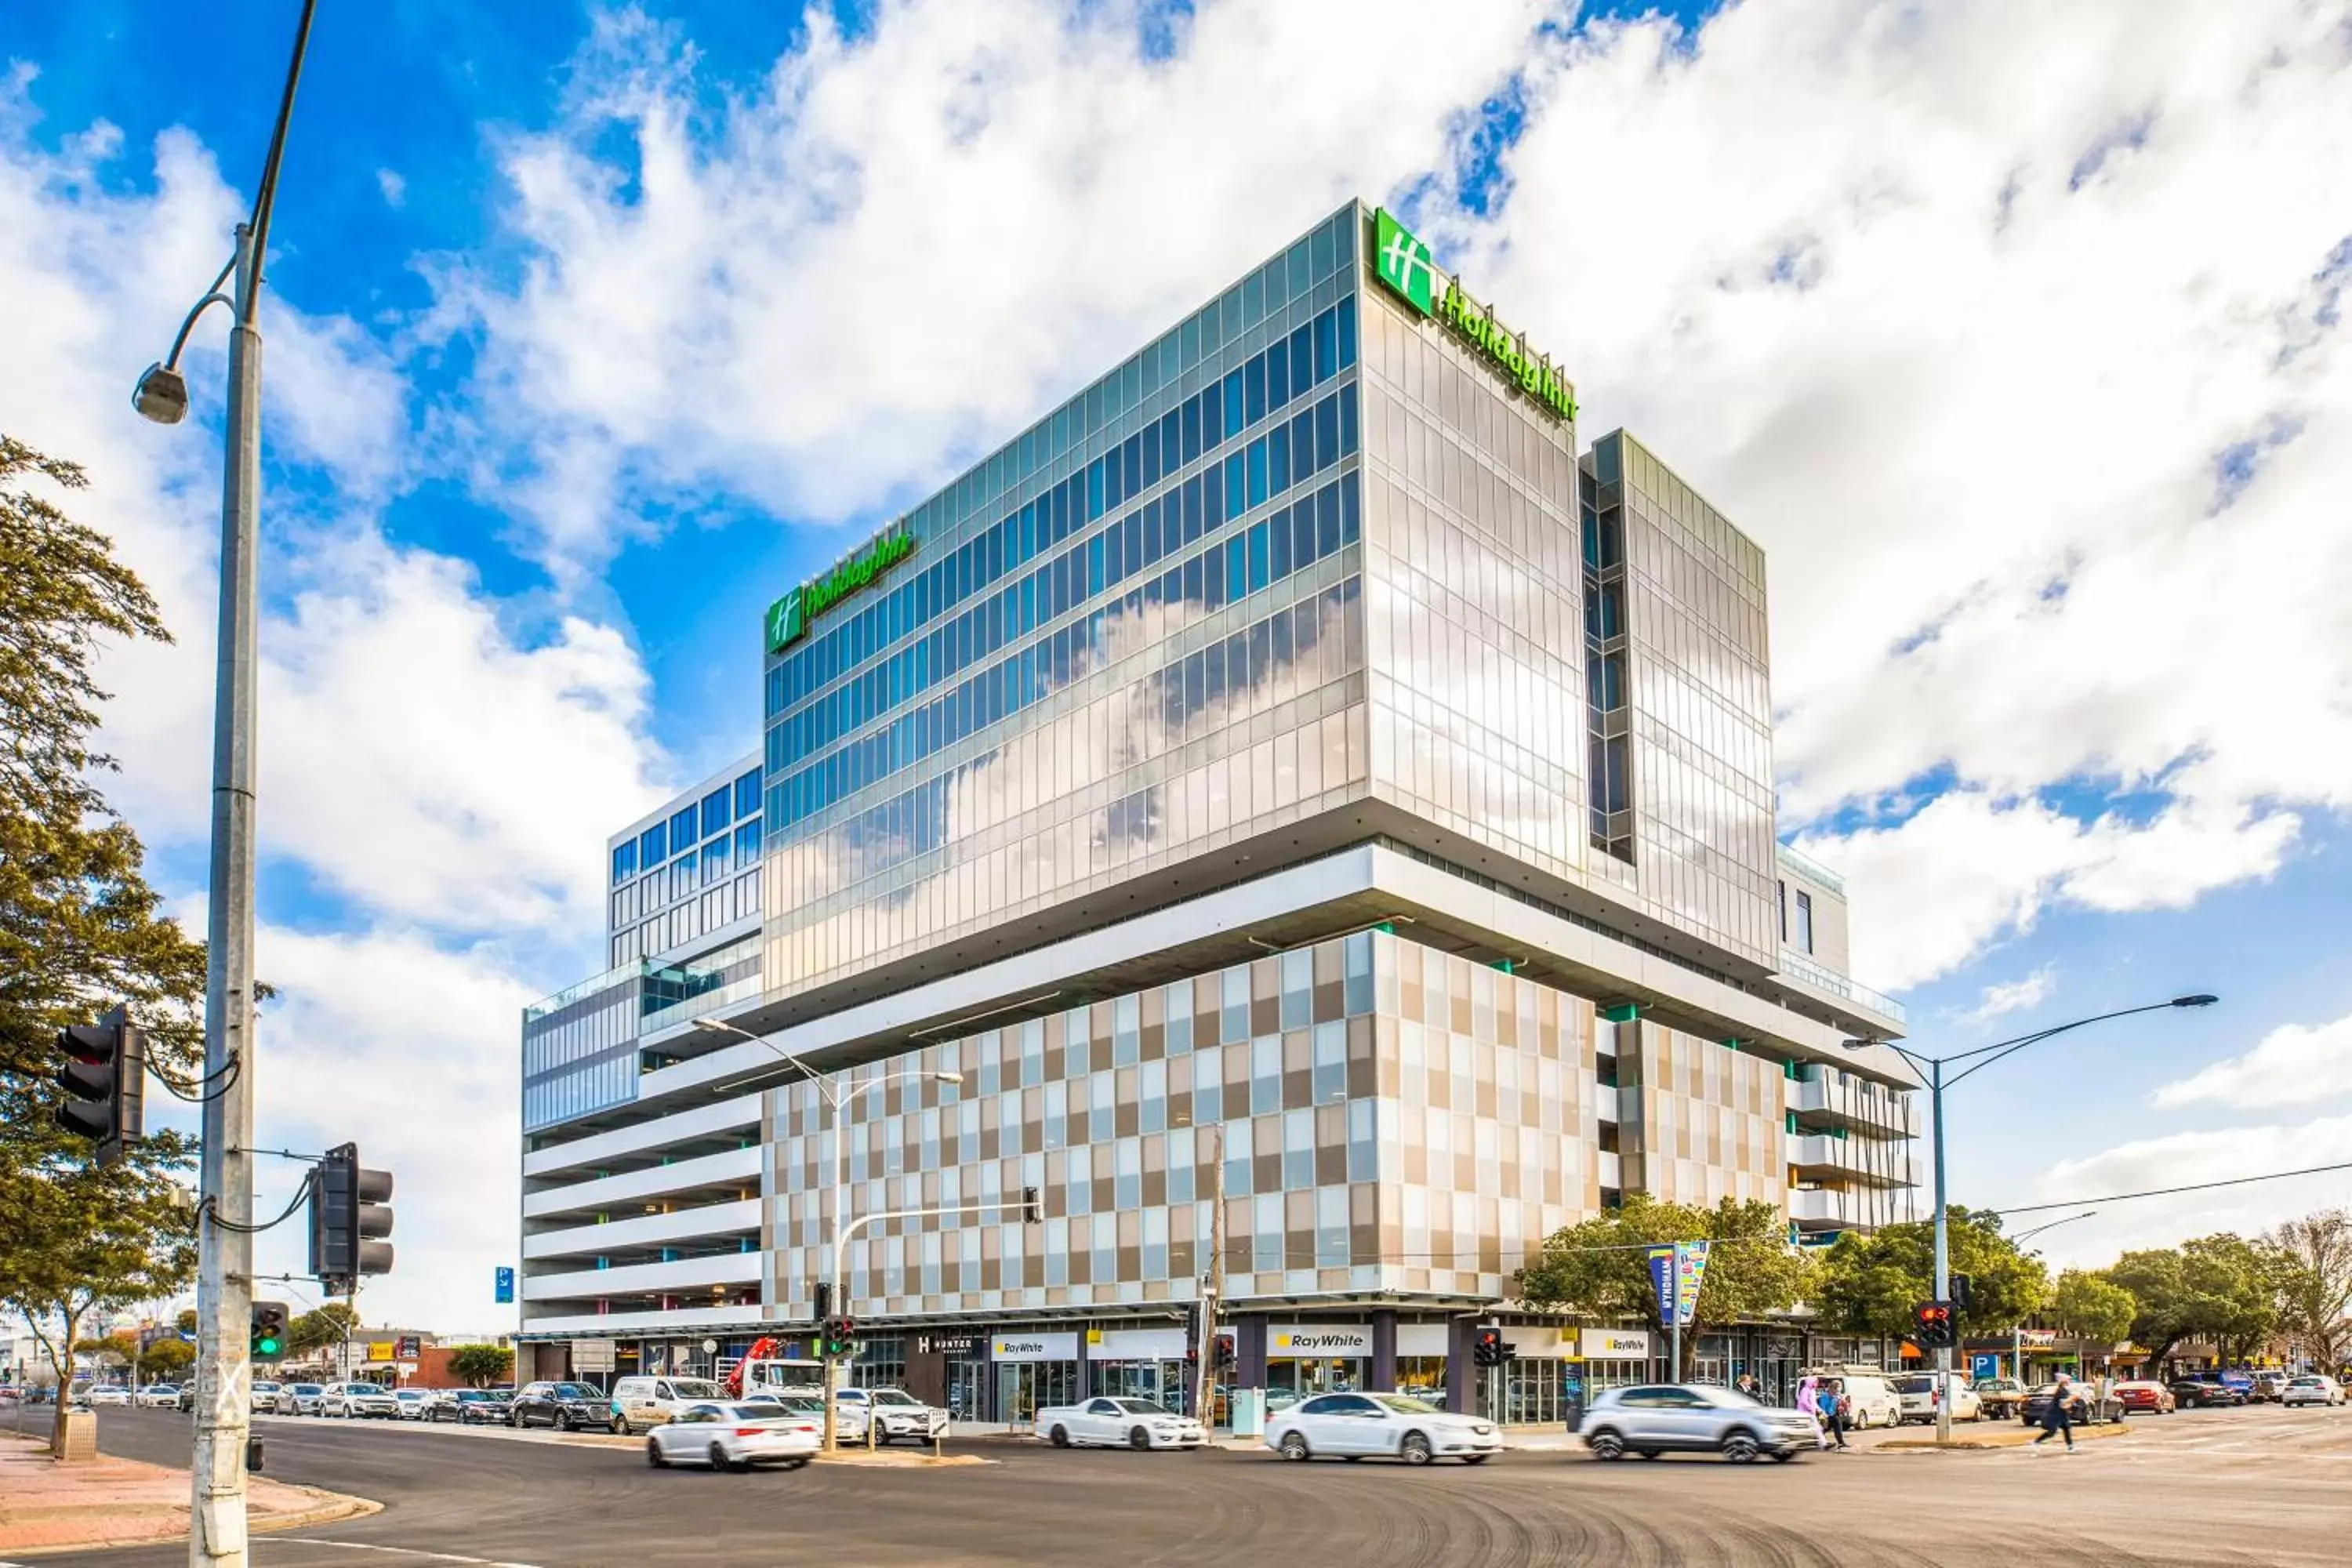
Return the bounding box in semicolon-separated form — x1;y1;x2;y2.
5;0;2350;1326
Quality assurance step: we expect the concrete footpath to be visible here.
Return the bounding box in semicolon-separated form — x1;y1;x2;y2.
0;1430;377;1557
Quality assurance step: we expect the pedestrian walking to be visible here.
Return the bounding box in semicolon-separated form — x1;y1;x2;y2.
1735;1372;1761;1402
1820;1379;1851;1449
1796;1374;1828;1449
2034;1370;2077;1451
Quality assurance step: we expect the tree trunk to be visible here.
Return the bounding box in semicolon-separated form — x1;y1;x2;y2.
47;1307;80;1456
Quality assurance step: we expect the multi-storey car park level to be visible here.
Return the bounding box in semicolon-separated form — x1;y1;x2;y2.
517;201;1921;1423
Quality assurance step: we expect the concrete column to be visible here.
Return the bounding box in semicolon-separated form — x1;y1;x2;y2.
1445;1318;1475;1414
1075;1321;1092;1400
1370;1309;1398;1392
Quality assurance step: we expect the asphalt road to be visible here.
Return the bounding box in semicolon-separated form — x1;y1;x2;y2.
10;1401;2352;1568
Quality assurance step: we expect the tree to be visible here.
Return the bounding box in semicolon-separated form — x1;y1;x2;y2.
2049;1269;2137;1345
176;1308;198;1334
72;1334;133;1370
2110;1232;2283;1370
2269;1208;2352;1372
448;1345;514;1388
1813;1207;2046;1342
289;1302;362;1356
1515;1194;1814;1377
0;436;216;1450
140;1335;196;1381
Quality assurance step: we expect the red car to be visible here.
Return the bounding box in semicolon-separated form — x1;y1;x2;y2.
2114;1381;2176;1414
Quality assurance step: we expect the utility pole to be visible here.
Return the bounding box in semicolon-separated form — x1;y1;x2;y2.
1192;1124;1225;1427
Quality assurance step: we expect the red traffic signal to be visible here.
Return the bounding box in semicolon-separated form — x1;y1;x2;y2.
1911;1301;1956;1349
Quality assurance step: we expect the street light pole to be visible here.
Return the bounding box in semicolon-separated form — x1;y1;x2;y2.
2001;1212;2096;1382
131;9;320;1566
689;1018;958;1452
1848;995;2215;1447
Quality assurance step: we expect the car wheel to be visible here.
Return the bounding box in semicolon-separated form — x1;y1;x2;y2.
1279;1431;1312;1461
1400;1432;1434;1466
1049;1425;1070;1448
647;1437;667;1468
1588;1429;1624;1461
1722;1432;1761;1464
710;1441;735;1473
554;1412;572;1432
1129;1426;1152;1451
1461;1454;1490;1465
784;1456;810;1470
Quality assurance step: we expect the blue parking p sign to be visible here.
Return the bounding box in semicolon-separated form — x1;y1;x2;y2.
1970;1352;1998;1381
495;1266;515;1305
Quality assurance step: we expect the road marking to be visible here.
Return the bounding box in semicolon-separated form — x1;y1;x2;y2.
261;1543;544;1568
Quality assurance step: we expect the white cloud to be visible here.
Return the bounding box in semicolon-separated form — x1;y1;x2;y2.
1961;964;2056;1026
2153;1010;2352;1112
1;74;671;1323
1468;0;2352;988
430;0;1550;579
376;167;405;209
2027;1114;2352;1270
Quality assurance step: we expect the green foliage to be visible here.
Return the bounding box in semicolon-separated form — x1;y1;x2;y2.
176;1307;198;1334
2049;1269;2137;1344
71;1334;132;1367
289;1302;362;1356
1515;1194;1814;1375
2268;1209;2352;1372
1812;1207;2046;1341
448;1345;514;1388
2109;1232;2284;1367
140;1336;196;1379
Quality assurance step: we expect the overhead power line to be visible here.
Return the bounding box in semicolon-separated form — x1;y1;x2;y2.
1990;1160;2352;1216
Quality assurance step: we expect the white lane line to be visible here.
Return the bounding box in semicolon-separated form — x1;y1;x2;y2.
259;1541;543;1568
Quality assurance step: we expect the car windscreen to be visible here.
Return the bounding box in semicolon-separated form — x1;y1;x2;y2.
728;1403;795;1421
1110;1399;1168;1414
1370;1395;1445;1415
1893;1377;1934;1394
550;1384;599;1399
867;1390;922;1406
668;1381;725;1399
291;1385;322;1395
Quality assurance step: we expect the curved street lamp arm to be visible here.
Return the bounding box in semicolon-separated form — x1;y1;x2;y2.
243;0;320;321
161;252;241;371
1943;1000;2188;1088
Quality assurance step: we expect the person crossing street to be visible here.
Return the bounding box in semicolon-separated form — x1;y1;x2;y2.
2035;1370;2078;1451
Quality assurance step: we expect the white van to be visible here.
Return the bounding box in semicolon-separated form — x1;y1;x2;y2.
1818;1372;1902;1429
1893;1370;1983;1424
609;1375;731;1435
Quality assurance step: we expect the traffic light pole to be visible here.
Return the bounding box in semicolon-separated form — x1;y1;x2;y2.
190;217;262;1568
1928;1056;1951;1447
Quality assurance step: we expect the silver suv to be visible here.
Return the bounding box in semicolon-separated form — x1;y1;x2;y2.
1581;1384;1819;1463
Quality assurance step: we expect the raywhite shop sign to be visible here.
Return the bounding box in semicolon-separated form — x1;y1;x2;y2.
1580;1329;1652;1359
1269;1325;1373;1357
990;1333;1078;1363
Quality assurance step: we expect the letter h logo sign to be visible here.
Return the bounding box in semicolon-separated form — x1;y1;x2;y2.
1373;209;1436;318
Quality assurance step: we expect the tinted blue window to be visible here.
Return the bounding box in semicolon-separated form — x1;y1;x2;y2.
1266;338;1289;409
640;822;666;866
611;843;637;886
701;786;731;840
670;807;699;848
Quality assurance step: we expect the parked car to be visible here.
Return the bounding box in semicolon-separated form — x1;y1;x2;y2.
324;1382;401;1419
834;1387;952;1445
1266;1391;1500;1465
2020;1383;2125;1426
86;1385;130;1406
428;1389;513;1425
510;1381;616;1432
2281;1375;2345;1408
391;1388;437;1421
610;1375;731;1435
1971;1377;2027;1418
1038;1396;1207;1450
283;1383;328;1416
2217;1370;2257;1401
1581;1384;1818;1463
2113;1380;2176;1414
133;1384;181;1409
1892;1372;1983;1425
2250;1371;2288;1403
250;1381;285;1414
644;1401;819;1472
2173;1375;2245;1407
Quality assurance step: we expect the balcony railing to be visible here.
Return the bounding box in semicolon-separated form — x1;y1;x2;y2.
1777;948;1908;1026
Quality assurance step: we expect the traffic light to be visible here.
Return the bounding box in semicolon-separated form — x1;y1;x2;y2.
1950;1272;1973;1313
1472;1325;1507;1367
1911;1300;1956;1349
308;1142;394;1293
812;1280;833;1325
54;1006;144;1167
1019;1186;1041;1224
250;1301;289;1359
820;1316;857;1357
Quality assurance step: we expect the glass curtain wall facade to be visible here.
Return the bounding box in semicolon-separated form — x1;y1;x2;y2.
762;209;1370;1003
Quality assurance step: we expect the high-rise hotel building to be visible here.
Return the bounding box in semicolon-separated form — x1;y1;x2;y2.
517;202;1919;1420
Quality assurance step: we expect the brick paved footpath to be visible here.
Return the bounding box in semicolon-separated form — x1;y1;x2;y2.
0;1432;373;1555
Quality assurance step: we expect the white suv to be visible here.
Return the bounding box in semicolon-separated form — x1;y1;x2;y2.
2281;1374;2344;1407
837;1387;951;1443
1581;1384;1820;1463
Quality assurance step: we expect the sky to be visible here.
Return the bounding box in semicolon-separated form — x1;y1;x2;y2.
2;0;2349;1330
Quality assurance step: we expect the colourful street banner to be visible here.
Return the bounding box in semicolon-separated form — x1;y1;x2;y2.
1647;1241;1711;1327
1675;1241;1711;1324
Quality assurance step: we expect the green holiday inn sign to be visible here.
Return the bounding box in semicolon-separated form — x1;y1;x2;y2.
765;526;918;652
1371;208;1578;423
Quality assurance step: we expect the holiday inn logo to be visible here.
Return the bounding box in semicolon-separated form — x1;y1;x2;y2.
1369;207;1577;424
765;526;918;653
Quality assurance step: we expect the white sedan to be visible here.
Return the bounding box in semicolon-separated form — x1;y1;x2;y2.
135;1384;183;1408
85;1386;131;1406
645;1402;821;1472
1039;1396;1207;1450
1265;1391;1501;1465
2282;1375;2346;1407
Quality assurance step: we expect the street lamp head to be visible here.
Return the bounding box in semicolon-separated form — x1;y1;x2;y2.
932;1070;965;1085
690;1018;732;1034
132;362;190;425
2170;994;2220;1008
1838;1037;1875;1052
